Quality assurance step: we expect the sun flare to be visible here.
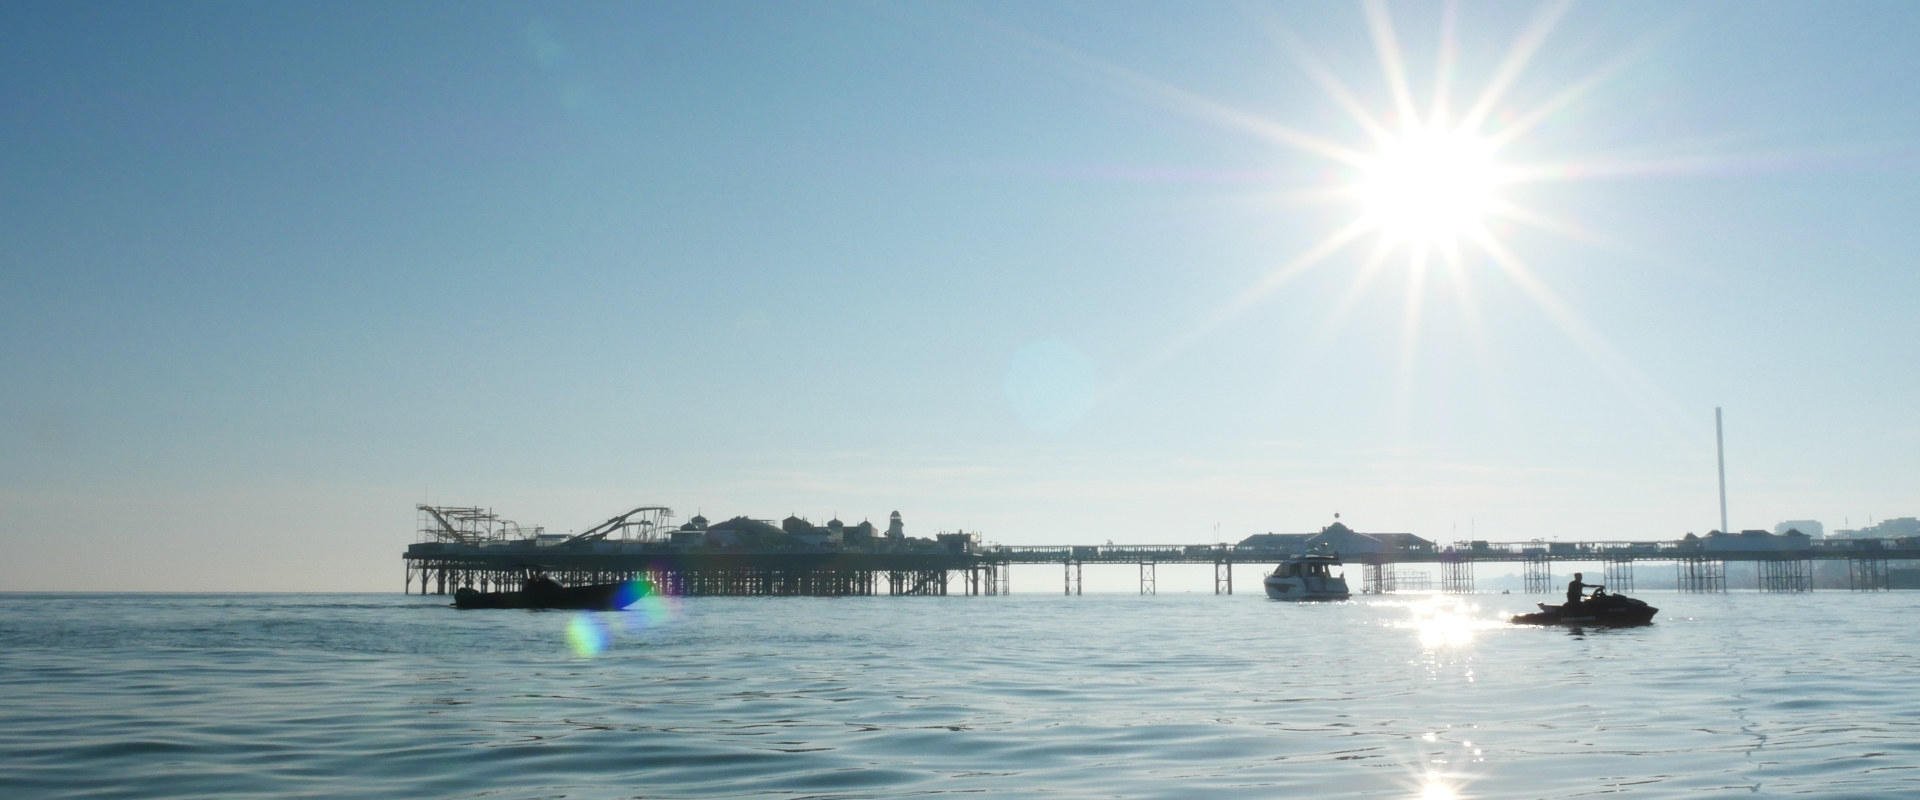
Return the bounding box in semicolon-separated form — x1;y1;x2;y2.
1357;122;1503;249
1101;0;1679;417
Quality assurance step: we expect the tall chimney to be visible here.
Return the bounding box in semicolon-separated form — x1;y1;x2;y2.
1716;407;1728;534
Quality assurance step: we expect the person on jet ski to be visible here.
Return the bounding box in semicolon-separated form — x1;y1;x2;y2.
1566;573;1602;609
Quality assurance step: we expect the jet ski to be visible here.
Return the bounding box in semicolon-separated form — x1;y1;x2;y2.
1510;590;1657;626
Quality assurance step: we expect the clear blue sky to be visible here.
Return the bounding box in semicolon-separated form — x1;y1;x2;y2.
4;1;1917;590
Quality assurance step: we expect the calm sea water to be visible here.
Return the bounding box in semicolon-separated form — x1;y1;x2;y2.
3;590;1917;799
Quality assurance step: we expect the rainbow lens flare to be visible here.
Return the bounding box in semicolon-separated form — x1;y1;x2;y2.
563;571;682;657
566;613;609;657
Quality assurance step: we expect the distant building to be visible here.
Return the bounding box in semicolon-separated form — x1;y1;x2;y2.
704;516;784;547
936;531;979;555
1369;532;1438;556
1236;521;1434;557
1837;517;1920;541
770;514;849;548
1876;517;1920;538
1238;532;1315;551
1703;528;1812;553
1775;520;1824;538
641;509;899;550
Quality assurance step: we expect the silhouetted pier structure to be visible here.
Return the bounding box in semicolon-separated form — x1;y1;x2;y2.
405;551;993;597
405;537;1918;597
404;505;1917;598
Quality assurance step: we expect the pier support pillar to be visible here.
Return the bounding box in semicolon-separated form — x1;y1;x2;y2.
1139;562;1156;596
1363;561;1393;595
1522;557;1552;594
978;562;1004;596
1849;557;1889;591
1214;560;1232;595
886;569;947;596
1064;560;1082;596
1603;557;1634;593
1676;556;1726;593
1757;557;1812;593
1441;559;1474;594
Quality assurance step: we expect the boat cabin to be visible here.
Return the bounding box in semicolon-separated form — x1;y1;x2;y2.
1272;559;1337;579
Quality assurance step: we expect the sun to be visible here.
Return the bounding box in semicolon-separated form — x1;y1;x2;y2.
1356;120;1503;250
1091;0;1679;414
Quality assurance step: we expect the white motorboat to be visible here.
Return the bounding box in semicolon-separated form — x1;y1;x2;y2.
1263;550;1350;601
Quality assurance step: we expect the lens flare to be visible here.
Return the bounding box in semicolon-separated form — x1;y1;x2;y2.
562;571;683;657
611;575;655;609
610;572;680;634
566;613;608;657
628;590;679;629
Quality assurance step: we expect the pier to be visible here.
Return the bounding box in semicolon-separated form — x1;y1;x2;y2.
404;505;1920;598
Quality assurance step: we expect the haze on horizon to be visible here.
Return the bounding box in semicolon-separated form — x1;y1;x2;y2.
4;1;1917;592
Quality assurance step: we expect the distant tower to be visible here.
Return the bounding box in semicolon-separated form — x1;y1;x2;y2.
887;510;904;539
1716;407;1729;534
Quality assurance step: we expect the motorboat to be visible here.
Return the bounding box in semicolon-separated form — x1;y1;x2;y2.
1263;550;1350;601
453;571;642;610
1509;590;1658;626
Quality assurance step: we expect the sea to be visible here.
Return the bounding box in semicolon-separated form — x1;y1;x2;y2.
3;590;1917;799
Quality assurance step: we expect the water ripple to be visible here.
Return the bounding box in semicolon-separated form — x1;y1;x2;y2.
3;592;1920;798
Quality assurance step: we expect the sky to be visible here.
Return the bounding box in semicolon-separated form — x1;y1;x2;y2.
4;1;1918;591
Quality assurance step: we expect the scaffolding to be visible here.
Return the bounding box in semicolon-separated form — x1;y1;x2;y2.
1393;570;1433;591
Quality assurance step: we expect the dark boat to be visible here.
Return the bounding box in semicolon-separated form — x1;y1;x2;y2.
1510;591;1658;626
453;572;641;611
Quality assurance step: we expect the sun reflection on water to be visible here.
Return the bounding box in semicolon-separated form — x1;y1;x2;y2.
1418;770;1458;800
1402;593;1497;649
1400;733;1479;800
